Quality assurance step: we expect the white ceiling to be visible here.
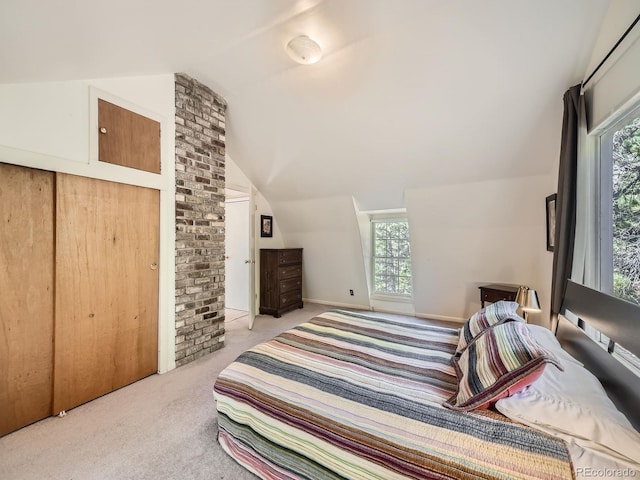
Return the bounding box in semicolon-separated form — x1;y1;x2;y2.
0;0;610;210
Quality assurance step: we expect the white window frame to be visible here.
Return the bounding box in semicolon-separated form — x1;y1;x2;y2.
369;214;413;301
588;102;640;376
599;104;640;301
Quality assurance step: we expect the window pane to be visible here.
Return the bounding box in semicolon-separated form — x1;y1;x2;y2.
612;115;640;304
375;239;387;258
388;239;398;257
399;259;411;276
398;239;410;258
397;275;410;295
375;222;388;240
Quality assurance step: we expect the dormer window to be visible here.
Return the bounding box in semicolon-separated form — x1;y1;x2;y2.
371;217;412;298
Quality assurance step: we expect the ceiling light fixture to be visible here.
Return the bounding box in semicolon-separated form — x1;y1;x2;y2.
286;35;322;65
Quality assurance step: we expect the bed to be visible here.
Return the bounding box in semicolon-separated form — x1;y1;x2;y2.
214;288;640;480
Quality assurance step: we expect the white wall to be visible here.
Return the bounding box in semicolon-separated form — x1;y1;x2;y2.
257;4;640;326
0;74;177;372
255;11;640;327
266;174;555;324
226;155;251;191
405;175;554;326
269;176;554;325
0;82;88;163
584;1;640;80
227;156;284;249
271;195;370;310
584;1;640;131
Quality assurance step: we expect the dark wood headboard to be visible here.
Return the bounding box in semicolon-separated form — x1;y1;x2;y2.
558;280;640;430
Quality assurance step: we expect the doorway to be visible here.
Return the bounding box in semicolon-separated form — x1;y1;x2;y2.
224;188;254;328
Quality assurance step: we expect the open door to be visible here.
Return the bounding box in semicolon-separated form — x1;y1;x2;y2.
224;199;250;311
224;186;256;330
248;187;257;330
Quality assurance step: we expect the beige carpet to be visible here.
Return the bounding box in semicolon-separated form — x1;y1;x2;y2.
0;303;338;480
224;308;248;324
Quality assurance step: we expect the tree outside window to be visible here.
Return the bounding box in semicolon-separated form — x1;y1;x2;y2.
611;115;640;304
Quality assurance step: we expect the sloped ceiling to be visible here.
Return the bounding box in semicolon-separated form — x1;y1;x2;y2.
0;0;609;210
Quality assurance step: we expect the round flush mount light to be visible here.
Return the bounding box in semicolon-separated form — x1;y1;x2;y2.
286;35;322;65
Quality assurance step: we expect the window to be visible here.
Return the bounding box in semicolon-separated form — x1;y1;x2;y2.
600;108;640;305
371;218;412;297
590;105;640;377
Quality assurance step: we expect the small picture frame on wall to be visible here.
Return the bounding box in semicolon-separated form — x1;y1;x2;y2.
546;194;557;252
260;215;273;238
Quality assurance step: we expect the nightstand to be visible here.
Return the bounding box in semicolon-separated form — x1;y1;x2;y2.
479;284;520;308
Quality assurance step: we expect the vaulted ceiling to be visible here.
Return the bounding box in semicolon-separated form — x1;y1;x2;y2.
0;0;610;210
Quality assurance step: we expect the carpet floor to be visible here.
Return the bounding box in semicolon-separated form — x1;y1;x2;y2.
0;303;337;480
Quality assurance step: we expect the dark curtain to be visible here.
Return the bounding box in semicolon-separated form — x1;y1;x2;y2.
551;84;581;332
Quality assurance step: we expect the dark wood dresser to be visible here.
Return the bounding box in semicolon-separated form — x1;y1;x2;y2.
259;248;303;317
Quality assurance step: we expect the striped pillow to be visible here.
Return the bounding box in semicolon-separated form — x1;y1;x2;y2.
456;301;522;355
444;321;562;411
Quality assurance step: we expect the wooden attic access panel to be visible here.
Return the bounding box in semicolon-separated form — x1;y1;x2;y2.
98;99;161;174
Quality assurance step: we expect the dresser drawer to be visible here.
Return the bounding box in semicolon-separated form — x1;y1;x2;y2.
279;264;301;279
278;249;302;265
481;287;518;304
280;277;302;294
280;291;302;308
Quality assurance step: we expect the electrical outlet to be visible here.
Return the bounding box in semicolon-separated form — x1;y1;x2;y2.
349;289;354;296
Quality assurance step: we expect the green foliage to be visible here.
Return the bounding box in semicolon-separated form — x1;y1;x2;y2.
612;116;640;305
613;273;639;304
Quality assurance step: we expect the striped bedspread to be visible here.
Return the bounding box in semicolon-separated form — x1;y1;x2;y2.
214;310;575;480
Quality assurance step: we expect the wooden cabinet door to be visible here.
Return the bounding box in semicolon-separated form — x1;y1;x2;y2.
0;163;55;436
98;99;161;174
53;174;159;413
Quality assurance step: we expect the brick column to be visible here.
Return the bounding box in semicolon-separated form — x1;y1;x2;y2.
174;73;227;366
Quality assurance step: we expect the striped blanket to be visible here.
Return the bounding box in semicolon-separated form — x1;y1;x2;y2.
214;310;575;480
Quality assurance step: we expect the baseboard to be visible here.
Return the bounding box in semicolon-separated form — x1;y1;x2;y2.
303;298;371;311
304;298;466;323
415;312;466;323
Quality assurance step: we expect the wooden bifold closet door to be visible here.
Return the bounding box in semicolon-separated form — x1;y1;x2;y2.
0;164;55;437
53;174;159;414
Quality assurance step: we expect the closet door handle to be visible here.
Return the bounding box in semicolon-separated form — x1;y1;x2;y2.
150;262;158;270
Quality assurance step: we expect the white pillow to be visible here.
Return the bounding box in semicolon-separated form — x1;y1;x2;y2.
526;324;583;367
495;353;640;468
565;441;639;479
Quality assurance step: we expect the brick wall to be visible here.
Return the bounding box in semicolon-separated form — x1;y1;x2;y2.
174;73;227;367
